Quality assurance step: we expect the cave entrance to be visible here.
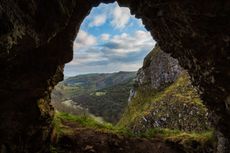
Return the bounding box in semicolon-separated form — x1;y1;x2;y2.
51;2;155;125
50;1;213;152
1;0;229;152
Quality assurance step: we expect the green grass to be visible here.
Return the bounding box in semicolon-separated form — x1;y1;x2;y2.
53;111;132;137
166;130;214;144
95;91;106;96
52;111;214;153
52;74;135;124
117;72;208;131
53;111;213;140
138;128;213;141
57;111;113;129
137;128;214;152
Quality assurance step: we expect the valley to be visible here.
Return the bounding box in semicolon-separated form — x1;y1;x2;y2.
51;71;136;123
50;46;214;153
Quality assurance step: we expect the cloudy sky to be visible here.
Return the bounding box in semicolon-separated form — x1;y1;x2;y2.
64;2;156;76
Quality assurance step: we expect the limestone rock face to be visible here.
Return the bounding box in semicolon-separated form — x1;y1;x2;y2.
136;45;183;90
123;46;210;133
0;0;229;152
129;45;183;102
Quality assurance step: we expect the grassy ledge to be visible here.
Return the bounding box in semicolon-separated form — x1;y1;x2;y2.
51;111;214;152
52;111;132;137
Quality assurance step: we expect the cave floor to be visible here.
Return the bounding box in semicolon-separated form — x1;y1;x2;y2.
50;112;214;153
52;120;184;153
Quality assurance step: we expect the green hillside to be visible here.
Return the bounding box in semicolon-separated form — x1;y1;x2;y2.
64;71;136;90
51;71;136;123
118;72;211;132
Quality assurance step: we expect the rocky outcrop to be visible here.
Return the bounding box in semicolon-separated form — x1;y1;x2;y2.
121;46;211;133
129;45;183;102
0;0;229;152
136;44;183;90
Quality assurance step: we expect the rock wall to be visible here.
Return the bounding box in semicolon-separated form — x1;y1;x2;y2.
122;45;210;133
0;0;229;152
129;45;183;102
0;0;92;152
136;44;183;90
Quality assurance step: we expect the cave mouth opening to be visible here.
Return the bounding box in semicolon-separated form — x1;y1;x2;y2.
2;0;228;153
51;1;212;140
51;2;156;125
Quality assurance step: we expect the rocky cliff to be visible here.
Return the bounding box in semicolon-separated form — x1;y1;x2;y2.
120;45;211;133
135;44;183;90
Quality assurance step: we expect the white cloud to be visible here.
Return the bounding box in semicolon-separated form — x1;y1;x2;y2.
68;52;108;65
100;33;110;41
111;5;132;29
65;2;156;76
89;14;106;27
137;19;143;26
71;30;155;67
65;62;141;76
74;30;97;49
66;30;155;76
102;30;155;56
119;63;142;71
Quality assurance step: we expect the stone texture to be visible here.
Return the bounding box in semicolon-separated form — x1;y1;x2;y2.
0;0;229;152
129;45;183;102
136;44;183;90
0;0;92;152
125;45;210;133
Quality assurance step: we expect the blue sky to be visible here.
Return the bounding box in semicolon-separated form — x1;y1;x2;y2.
64;2;156;76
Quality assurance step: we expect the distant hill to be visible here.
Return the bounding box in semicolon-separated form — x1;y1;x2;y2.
51;71;136;123
64;71;136;90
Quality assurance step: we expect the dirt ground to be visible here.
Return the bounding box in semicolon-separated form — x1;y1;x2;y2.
53;120;185;153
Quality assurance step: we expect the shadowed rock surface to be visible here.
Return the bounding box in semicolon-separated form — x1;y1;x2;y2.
55;128;183;153
52;112;187;153
0;0;229;153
